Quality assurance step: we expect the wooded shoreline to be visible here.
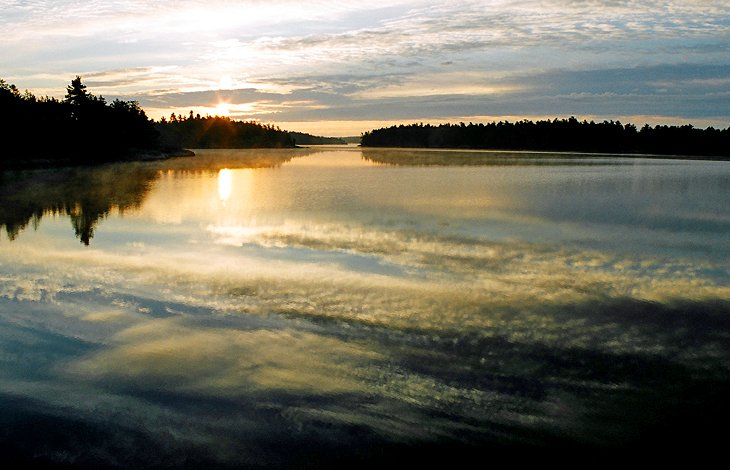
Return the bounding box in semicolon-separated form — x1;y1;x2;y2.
4;77;729;166
361;119;730;158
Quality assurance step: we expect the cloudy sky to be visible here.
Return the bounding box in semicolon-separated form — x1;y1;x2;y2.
1;0;729;135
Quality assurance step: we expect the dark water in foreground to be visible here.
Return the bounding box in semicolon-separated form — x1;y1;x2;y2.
1;147;729;465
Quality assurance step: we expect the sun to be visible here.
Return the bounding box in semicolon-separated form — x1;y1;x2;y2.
215;101;231;117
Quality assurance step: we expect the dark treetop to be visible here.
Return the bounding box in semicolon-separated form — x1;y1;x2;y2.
1;77;164;168
361;118;730;158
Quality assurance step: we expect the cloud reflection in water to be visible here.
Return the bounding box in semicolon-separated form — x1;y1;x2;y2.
0;148;729;464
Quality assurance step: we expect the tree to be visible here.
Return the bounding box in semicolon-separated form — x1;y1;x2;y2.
65;76;89;106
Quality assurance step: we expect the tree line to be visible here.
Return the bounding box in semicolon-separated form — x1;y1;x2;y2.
1;77;329;169
288;132;346;145
361;118;730;158
1;77;160;168
156;112;295;149
156;112;345;148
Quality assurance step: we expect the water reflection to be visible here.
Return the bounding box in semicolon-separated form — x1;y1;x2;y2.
218;169;233;203
0;147;729;464
161;147;306;173
361;148;655;166
0;164;157;245
0;149;317;245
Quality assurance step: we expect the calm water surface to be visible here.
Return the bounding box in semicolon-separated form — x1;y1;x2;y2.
1;147;729;465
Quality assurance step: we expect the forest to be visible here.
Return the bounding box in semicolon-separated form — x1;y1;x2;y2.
361;118;730;158
288;132;346;145
5;77;729;166
156;112;295;149
1;77;336;169
156;114;346;148
1;77;163;168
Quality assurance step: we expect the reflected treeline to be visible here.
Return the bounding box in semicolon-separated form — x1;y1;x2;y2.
161;148;306;173
0;164;158;245
361;118;730;158
361;148;640;166
0;149;321;244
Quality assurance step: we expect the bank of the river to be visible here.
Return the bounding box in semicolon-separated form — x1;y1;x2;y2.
1;148;196;171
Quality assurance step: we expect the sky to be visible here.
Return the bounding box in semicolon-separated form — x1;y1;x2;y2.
1;0;729;136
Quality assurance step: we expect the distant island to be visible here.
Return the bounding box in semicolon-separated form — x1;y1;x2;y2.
288;132;346;145
361;119;730;158
156;113;295;149
156;114;349;148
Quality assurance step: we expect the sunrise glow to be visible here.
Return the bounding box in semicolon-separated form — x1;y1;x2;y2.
2;2;729;464
215;101;231;117
0;1;726;135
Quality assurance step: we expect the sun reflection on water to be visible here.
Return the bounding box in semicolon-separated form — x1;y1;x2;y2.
0;148;729;463
217;168;233;203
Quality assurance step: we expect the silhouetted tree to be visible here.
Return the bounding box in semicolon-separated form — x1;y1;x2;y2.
64;76;89;106
1;76;163;168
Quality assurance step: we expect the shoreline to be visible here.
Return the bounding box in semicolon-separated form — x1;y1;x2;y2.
358;145;730;162
0;148;196;171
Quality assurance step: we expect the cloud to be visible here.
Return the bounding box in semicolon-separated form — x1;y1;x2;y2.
352;72;524;99
1;1;729;133
69;319;380;395
229;64;730;124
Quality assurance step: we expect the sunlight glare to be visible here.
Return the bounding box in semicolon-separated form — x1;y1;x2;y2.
215;101;231;117
218;169;233;203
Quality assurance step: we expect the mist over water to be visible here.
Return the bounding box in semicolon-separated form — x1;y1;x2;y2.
1;147;729;465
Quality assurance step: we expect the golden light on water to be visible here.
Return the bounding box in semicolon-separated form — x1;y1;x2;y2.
218;168;233;202
1;148;729;463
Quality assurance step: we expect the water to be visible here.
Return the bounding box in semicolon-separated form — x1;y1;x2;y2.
1;147;729;464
